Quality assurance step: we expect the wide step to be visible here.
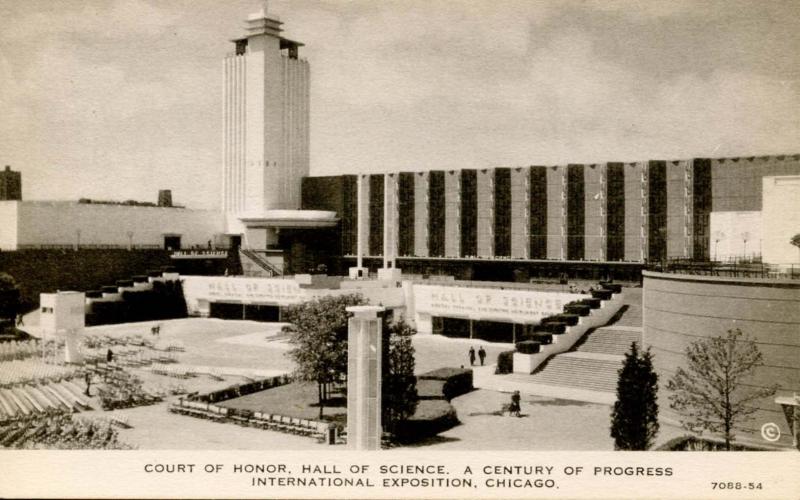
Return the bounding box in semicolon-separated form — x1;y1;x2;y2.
523;355;624;393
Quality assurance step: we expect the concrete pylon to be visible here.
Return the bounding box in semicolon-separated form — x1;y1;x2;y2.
346;305;384;450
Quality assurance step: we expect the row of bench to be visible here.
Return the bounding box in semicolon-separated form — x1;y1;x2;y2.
169;398;332;440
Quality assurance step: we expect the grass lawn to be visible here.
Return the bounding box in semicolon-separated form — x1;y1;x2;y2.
219;381;347;424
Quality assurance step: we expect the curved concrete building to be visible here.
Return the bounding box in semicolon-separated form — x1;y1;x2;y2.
643;271;800;449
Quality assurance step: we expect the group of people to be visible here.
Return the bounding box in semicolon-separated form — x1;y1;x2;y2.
468;346;487;366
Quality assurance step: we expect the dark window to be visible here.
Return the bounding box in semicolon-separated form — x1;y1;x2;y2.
529;167;547;259
648;160;667;262
567;164;585;260
398;173;415;256
368;175;384;256
693;158;712;260
341;176;357;255
460;170;478;257
606;162;625;261
494;168;511;257
428;171;446;257
235;39;248;56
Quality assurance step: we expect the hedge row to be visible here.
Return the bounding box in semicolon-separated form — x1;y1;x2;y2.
85;280;188;326
418;367;473;402
195;374;293;404
393;400;459;442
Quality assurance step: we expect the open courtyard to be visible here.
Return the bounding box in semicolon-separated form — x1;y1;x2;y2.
5;315;628;450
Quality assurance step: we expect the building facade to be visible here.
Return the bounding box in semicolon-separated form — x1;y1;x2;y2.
302;156;800;274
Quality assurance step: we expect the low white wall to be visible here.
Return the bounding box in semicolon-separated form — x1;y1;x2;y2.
12;201;224;249
512;293;625;374
709;211;762;261
0;201;18;250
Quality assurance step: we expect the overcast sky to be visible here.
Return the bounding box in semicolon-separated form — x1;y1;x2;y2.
1;0;798;209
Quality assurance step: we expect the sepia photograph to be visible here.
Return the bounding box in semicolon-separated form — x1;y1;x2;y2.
0;0;798;498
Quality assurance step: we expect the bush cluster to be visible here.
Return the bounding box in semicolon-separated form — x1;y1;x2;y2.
515;340;541;354
496;350;515;374
418;367;473;402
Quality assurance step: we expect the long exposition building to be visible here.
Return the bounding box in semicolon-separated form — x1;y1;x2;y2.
301;156;800;279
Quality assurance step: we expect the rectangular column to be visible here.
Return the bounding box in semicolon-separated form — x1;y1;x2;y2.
510;167;530;259
546;166;567;260
346;306;383;451
476;169;494;258
648;160;667;262
584;163;607;261
413;172;429;257
444;171;461;257
624;161;648;262
667;160;692;259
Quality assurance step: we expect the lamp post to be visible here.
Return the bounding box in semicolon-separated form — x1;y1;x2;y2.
75;229;81;251
741;232;750;262
713;231;725;262
127;231;134;251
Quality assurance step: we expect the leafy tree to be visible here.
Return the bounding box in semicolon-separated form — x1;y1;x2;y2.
382;318;418;437
666;329;777;450
791;234;800;263
610;342;659;450
0;272;20;322
283;294;366;418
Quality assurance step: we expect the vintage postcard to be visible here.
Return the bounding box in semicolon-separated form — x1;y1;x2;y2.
0;0;798;498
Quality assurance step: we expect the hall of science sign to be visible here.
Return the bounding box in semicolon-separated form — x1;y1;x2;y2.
413;285;588;324
183;276;304;308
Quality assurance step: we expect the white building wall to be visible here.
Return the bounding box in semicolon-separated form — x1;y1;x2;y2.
0;201;18;250
8;201;224;250
709;211;762;261
762;175;800;265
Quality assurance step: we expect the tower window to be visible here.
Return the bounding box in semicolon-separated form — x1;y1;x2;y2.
235;39;248;55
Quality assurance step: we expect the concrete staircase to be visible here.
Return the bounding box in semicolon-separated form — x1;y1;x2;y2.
519;352;623;394
575;326;642;356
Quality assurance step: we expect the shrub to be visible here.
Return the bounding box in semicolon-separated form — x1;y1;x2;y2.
416;379;445;400
496;350;515;374
564;304;591;316
516;341;535;353
601;283;623;294
555;313;580;326
418;367;473;401
580;298;602;309
591;289;613;300
392;400;459;442
515;340;541;354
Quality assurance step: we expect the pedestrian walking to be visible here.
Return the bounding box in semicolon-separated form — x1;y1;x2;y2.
84;372;92;397
468;346;476;366
106;348;114;363
509;390;521;417
478;346;486;366
16;313;24;326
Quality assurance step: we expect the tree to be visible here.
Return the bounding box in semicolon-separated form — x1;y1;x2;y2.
283;293;366;419
610;342;659;450
791;234;800;263
382;318;418;437
666;329;777;450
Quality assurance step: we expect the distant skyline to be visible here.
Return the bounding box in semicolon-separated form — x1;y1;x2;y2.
1;0;798;209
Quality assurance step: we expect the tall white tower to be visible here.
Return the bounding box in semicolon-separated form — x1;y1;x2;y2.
222;2;311;248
